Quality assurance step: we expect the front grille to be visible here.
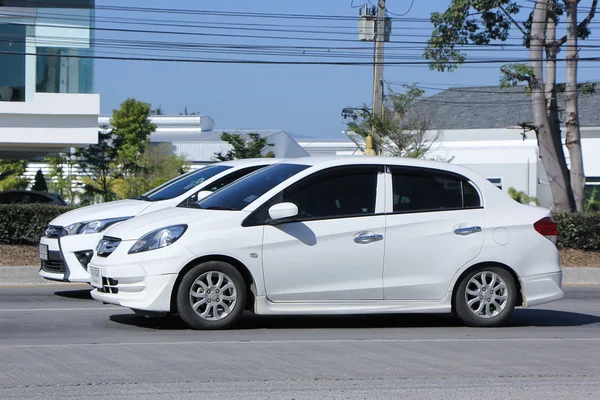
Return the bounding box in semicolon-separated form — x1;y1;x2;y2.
45;225;64;238
97;277;119;294
97;236;121;258
41;251;65;273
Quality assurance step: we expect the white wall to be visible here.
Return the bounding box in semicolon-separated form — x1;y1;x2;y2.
0;93;99;154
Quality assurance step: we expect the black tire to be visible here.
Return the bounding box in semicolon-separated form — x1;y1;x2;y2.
453;266;517;327
176;261;246;330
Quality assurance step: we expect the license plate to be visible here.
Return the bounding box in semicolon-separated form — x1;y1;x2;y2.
39;244;48;261
89;266;103;288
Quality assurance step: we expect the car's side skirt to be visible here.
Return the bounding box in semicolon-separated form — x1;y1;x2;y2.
253;294;452;315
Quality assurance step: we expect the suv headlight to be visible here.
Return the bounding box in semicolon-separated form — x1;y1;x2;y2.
64;217;132;235
129;225;187;254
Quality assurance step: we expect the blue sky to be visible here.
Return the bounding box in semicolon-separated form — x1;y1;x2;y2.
94;0;600;139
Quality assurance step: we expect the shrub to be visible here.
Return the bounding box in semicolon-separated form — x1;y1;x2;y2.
554;213;600;251
0;204;78;245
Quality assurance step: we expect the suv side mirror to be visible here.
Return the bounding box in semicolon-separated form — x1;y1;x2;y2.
268;202;299;221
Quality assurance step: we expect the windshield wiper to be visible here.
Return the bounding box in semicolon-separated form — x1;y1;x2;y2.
178;202;201;209
133;195;152;201
201;205;236;211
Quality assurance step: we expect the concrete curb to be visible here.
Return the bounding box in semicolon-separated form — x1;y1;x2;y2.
1;265;600;287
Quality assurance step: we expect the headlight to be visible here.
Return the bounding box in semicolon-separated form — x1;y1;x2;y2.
64;217;132;235
128;225;187;254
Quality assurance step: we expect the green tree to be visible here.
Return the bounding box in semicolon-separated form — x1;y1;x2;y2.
76;130;122;202
214;132;275;161
112;143;189;199
424;0;598;212
347;85;445;159
45;152;78;203
151;106;165;115
508;187;540;206
111;98;157;173
180;106;200;115
31;169;48;192
0;160;29;191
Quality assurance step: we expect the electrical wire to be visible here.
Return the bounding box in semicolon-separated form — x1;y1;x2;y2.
387;0;415;17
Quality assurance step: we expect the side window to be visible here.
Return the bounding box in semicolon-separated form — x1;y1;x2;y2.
281;166;380;220
391;168;480;213
463;182;481;208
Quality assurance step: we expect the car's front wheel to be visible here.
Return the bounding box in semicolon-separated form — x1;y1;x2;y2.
454;266;517;327
176;261;246;330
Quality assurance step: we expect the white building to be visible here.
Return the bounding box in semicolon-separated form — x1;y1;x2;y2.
413;85;600;208
0;1;99;159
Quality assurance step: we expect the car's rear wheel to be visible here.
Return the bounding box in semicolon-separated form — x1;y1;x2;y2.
176;261;246;330
454;266;517;327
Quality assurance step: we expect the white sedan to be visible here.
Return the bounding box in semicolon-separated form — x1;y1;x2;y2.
89;156;564;329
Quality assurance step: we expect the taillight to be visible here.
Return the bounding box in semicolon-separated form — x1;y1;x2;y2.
534;216;558;243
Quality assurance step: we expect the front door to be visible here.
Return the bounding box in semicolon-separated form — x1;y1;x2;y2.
261;165;386;301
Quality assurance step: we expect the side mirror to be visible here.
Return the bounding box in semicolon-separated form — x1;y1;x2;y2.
196;190;213;202
268;202;298;221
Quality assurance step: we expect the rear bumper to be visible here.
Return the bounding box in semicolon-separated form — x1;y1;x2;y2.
521;271;565;307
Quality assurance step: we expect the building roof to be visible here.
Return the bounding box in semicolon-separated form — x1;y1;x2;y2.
417;85;600;130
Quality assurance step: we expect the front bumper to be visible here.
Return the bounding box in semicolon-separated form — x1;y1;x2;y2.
39;233;102;283
521;271;565;307
89;241;196;312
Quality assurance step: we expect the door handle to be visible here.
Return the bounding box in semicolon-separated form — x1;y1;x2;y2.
454;226;482;236
353;232;384;244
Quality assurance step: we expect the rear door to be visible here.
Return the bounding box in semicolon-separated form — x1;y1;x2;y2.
383;166;485;300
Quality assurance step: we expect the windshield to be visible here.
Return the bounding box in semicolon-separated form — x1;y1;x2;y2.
140;165;232;201
194;163;310;211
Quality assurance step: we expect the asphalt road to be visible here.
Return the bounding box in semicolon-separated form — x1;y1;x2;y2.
1;285;599;399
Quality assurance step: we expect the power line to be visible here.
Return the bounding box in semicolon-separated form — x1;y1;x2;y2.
387;0;415;17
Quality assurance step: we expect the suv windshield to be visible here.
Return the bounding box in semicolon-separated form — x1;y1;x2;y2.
193;163;310;211
138;165;231;201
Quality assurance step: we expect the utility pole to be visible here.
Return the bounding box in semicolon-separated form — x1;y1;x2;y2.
370;0;386;156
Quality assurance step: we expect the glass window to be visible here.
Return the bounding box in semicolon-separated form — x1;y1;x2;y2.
0;24;26;102
36;47;94;94
197;163;310;211
281;166;379;220
141;165;231;202
203;165;267;193
391;167;480;213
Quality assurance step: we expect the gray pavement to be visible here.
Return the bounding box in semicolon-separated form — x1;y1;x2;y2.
0;286;599;399
2;265;600;286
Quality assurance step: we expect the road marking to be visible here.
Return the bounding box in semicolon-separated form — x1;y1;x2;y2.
0;307;119;312
0;337;599;349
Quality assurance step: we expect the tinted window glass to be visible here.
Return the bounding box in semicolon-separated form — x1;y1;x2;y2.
463;182;481;208
197;163;310;211
281;166;379;219
204;165;266;192
0;193;17;204
28;193;53;203
391;168;480;212
144;165;231;201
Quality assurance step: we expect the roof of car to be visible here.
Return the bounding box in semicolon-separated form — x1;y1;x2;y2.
218;158;283;167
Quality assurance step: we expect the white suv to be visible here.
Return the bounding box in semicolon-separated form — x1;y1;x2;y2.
89;156;564;328
39;158;280;283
